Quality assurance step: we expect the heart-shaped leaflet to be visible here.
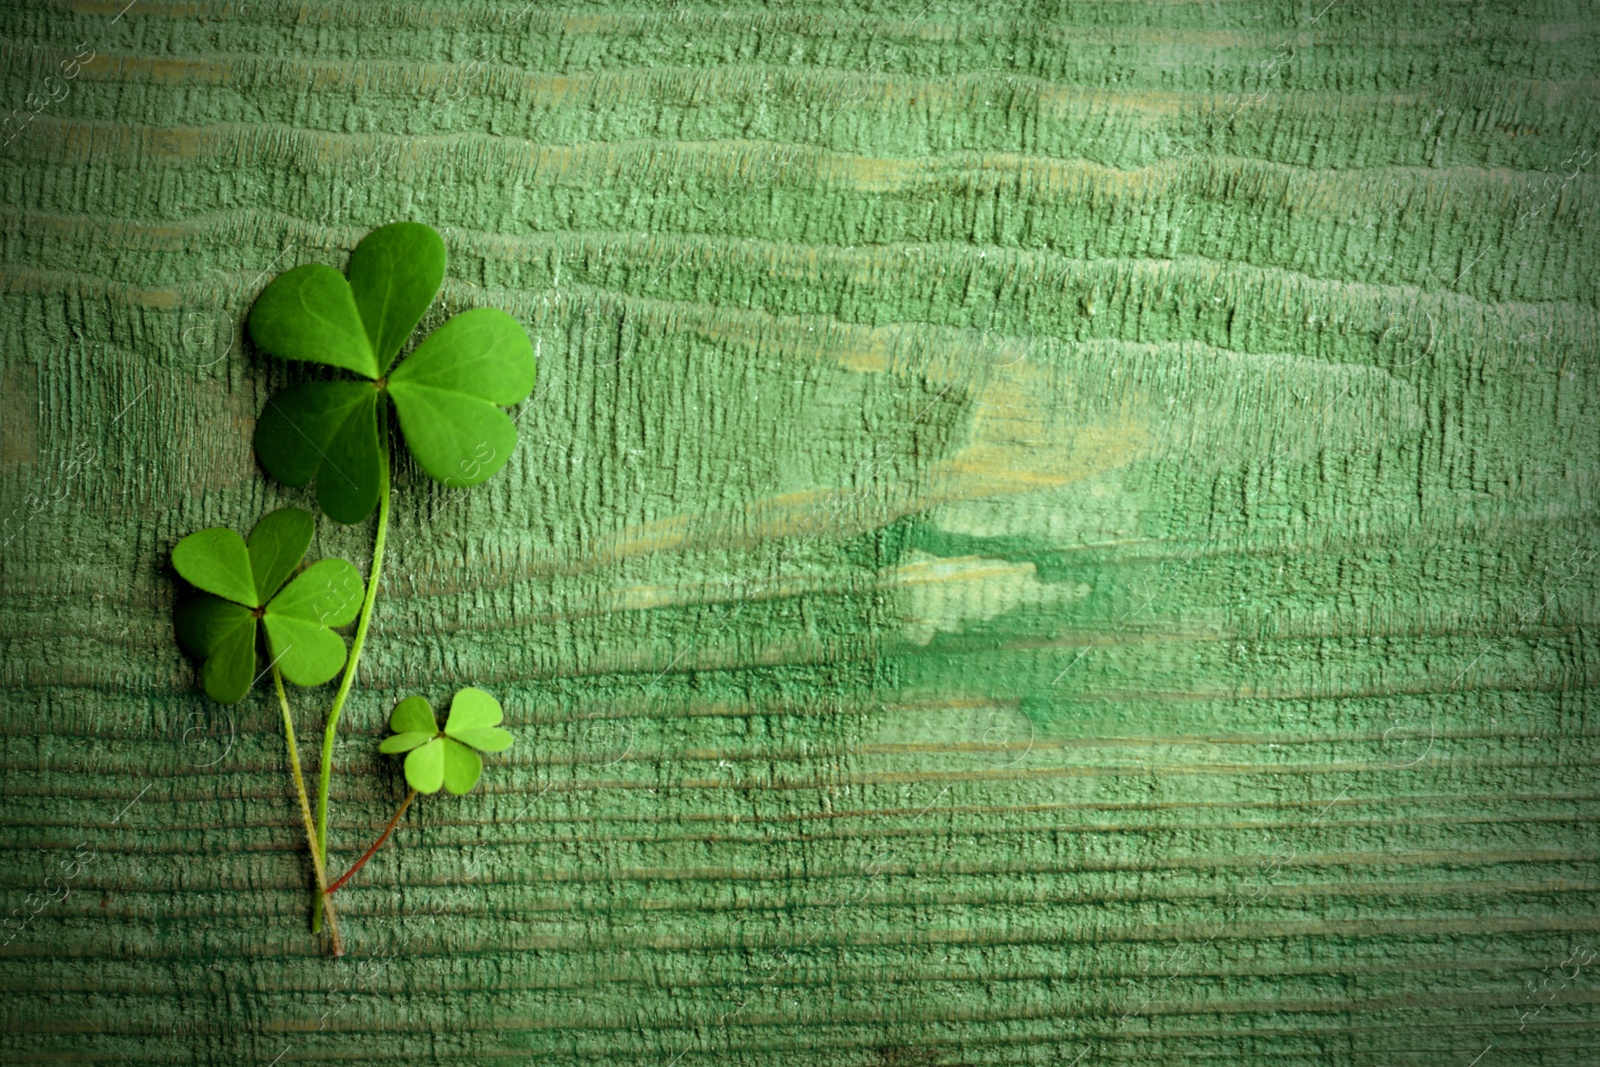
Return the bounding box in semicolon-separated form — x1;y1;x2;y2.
173;508;363;703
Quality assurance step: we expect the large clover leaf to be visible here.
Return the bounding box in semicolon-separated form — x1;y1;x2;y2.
249;222;536;524
377;687;514;795
172;508;363;704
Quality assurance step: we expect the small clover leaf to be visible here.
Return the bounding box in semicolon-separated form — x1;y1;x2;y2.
249;222;536;523
378;687;514;795
172;508;363;704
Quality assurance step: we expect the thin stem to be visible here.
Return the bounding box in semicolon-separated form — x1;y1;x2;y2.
273;666;343;957
327;789;417;894
312;401;391;932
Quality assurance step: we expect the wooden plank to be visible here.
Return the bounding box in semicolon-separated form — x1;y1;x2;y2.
2;1;1597;1063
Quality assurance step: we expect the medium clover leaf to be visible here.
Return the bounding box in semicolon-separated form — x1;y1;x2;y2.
378;687;514;795
171;508;362;704
248;222;535;523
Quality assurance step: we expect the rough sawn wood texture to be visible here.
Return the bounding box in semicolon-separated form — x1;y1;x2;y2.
2;1;1598;1064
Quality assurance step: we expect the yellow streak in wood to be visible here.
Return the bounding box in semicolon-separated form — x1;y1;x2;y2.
579;361;1147;577
0;266;181;309
25;118;1599;246
886;551;1088;646
927;357;1149;498
594;553;1066;621
884;554;1031;591
930;419;1149;496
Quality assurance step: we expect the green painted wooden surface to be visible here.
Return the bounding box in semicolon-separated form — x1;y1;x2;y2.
2;1;1598;1063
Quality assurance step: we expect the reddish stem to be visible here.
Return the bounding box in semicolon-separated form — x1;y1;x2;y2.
327;789;417;894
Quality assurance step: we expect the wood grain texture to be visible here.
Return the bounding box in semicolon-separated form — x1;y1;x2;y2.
2;0;1597;1063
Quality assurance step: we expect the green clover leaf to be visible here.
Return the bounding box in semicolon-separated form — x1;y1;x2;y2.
378;687;514;795
172;508;363;704
248;222;536;524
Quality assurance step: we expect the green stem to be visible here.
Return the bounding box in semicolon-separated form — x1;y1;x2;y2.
273;666;343;956
311;402;391;932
